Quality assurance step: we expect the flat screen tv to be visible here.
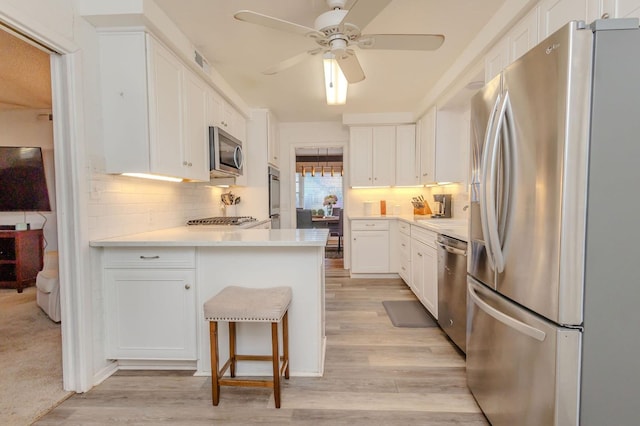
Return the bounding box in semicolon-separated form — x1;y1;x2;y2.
0;147;51;212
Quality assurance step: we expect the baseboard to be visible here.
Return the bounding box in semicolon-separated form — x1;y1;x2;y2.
92;361;118;388
349;272;401;279
117;359;198;370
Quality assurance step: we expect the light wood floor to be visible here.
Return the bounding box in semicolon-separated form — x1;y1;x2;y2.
36;264;487;425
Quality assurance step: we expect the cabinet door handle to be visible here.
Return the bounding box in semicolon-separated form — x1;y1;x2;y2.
183;161;188;166
401;243;406;247
418;253;423;257
188;162;192;167
139;255;160;260
185;284;191;290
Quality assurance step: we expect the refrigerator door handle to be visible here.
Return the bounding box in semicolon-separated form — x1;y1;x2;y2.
469;283;546;341
498;92;515;261
480;93;502;271
486;92;510;273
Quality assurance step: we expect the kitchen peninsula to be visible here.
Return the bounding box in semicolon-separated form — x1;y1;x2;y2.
90;227;329;377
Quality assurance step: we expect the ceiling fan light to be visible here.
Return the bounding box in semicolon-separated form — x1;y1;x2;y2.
323;53;347;105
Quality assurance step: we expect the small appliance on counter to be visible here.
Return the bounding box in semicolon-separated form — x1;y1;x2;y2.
432;194;452;218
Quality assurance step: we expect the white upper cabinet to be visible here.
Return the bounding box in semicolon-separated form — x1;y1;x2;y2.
181;68;209;181
509;7;540;63
395;124;418;186
267;110;280;168
484;37;509;83
417;108;436;185
435;108;470;185
207;89;246;142
349;126;395;187
146;36;184;178
99;32;210;181
596;0;640;19
538;0;589;39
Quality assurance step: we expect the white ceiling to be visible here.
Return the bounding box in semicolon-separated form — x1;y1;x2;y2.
154;0;505;122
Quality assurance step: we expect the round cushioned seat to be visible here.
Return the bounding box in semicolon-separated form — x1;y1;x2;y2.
204;286;292;323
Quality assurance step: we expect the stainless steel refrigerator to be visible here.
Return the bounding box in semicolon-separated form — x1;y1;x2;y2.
467;19;640;426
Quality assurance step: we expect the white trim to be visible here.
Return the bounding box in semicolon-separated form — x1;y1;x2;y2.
92;361;119;386
0;3;76;53
0;7;92;392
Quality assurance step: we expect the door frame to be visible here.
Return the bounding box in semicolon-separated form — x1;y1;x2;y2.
1;6;93;392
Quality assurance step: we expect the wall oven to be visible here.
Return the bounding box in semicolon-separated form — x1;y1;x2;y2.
209;126;243;177
268;166;280;229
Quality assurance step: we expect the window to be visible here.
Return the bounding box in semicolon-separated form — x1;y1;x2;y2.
298;174;342;214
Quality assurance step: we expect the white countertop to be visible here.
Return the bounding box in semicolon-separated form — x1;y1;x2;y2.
90;227;330;247
349;214;469;242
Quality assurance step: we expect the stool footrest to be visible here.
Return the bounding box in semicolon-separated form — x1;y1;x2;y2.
236;355;273;362
218;378;275;388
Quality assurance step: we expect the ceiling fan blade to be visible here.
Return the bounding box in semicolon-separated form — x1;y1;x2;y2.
336;51;365;83
263;48;324;75
358;34;445;51
340;0;391;30
234;10;324;39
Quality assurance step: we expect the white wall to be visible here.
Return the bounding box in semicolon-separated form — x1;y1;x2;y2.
0;109;58;250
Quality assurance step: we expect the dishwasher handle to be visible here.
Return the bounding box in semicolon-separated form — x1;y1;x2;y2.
436;241;467;256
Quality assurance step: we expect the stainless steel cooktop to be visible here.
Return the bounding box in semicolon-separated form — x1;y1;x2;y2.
186;216;257;226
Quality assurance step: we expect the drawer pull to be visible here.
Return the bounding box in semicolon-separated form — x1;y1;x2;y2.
365;224;375;227
139;255;160;260
185;284;191;290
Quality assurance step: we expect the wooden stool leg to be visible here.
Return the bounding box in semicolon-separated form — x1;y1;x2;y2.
229;322;237;377
283;311;290;379
209;321;220;406
271;322;281;408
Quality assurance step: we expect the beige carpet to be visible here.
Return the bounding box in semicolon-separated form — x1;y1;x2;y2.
0;287;71;425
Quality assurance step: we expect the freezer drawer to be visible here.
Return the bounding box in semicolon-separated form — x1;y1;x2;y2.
466;277;581;426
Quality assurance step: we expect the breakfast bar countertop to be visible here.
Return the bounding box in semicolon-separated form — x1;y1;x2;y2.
90;227;330;247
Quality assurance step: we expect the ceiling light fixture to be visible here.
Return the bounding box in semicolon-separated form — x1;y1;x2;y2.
323;52;347;105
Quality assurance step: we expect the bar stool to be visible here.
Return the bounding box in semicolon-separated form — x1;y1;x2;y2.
204;286;292;408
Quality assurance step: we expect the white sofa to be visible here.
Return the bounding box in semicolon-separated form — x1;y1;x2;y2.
36;251;60;322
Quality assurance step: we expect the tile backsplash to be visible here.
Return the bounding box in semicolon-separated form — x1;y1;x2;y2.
347;183;469;219
88;173;225;240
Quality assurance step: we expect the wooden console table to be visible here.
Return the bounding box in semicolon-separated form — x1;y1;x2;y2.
0;229;44;293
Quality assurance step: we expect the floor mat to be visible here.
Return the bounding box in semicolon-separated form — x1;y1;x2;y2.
382;300;438;328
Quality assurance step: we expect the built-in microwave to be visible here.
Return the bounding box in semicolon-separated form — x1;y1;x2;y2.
209;126;243;177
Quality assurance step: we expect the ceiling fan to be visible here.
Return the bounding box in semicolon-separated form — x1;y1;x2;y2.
234;0;445;84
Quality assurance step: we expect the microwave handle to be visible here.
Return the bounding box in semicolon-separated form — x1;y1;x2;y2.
233;146;244;170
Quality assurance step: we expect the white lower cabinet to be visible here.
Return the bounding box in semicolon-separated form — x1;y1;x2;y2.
410;226;438;318
104;248;197;360
398;221;411;284
351;220;390;273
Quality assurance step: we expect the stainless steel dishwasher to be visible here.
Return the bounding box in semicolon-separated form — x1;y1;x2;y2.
436;234;468;353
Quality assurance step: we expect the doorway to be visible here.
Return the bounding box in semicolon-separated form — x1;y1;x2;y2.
294;147;345;260
0;25;70;423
